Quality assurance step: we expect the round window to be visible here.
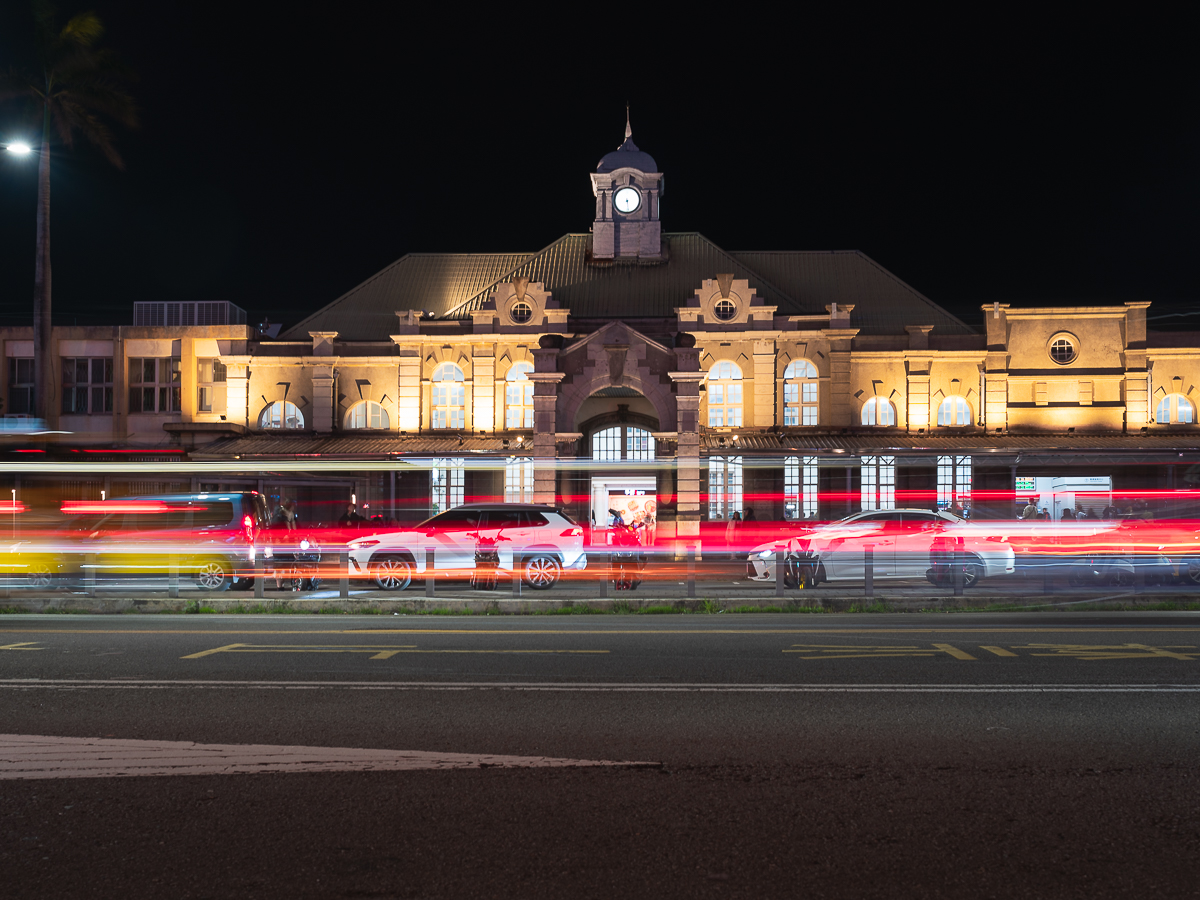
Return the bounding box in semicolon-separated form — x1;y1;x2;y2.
510;301;533;324
713;298;737;321
1048;333;1078;365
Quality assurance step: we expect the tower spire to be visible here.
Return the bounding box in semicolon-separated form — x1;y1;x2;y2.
625;102;631;140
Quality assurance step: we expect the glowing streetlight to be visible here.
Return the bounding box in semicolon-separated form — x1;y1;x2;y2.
3;142;33;155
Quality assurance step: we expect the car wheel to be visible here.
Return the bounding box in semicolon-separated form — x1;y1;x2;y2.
25;570;52;589
961;561;984;589
1108;569;1135;587
195;559;231;592
372;557;413;591
1184;558;1200;586
523;553;561;590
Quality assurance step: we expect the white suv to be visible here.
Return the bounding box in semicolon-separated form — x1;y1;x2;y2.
347;504;586;591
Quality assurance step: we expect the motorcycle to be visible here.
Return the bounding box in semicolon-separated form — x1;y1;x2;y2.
467;530;510;590
609;523;646;591
781;545;819;588
235;530;323;592
924;534;982;589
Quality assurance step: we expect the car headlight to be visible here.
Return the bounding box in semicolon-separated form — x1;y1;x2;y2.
348;539;380;551
758;549;775;560
263;547;273;559
299;539;310;550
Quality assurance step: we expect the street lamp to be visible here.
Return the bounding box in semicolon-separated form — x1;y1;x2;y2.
3;142;33;155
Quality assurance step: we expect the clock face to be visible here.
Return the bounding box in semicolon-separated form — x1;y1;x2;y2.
613;187;641;214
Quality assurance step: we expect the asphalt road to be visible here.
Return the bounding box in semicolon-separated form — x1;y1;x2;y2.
3;613;1200;898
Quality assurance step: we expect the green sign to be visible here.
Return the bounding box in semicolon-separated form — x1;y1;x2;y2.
1015;477;1036;491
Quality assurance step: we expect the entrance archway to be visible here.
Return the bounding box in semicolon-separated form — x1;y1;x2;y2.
576;390;661;540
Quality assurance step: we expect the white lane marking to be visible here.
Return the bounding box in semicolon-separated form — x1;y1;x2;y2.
0;679;1199;693
0;734;657;780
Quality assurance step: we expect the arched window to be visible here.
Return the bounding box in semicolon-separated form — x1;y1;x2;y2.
937;396;971;427
784;360;819;426
1156;394;1195;424
707;361;743;427
505;362;534;429
345;400;389;430
592;426;655;461
860;397;896;427
431;363;465;429
260;401;304;429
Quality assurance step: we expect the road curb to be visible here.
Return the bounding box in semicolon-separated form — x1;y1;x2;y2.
1;592;1197;615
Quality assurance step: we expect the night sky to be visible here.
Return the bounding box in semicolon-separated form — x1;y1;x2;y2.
1;5;1197;333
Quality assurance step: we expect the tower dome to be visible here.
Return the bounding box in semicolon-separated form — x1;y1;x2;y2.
597;135;658;174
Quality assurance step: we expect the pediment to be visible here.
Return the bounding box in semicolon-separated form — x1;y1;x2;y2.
560;320;674;357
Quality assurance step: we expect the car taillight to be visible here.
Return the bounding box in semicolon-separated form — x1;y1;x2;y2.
242;514;254;541
561;527;583;537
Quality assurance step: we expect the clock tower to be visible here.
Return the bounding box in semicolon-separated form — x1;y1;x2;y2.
590;114;663;260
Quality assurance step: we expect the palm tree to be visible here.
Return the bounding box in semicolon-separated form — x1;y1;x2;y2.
1;2;136;422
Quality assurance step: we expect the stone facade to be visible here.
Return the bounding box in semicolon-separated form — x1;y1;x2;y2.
6;131;1200;533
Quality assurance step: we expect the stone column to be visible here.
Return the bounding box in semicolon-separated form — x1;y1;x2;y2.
224;360;250;428
906;364;931;431
752;339;776;428
179;336;198;423
1125;362;1149;427
1124;302;1150;429
528;344;564;506
113;331;127;440
670;342;704;547
823;309;858;428
984;361;1008;432
311;365;334;432
472;345;496;432
395;348;421;432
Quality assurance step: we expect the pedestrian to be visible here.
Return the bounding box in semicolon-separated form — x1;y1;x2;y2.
725;510;742;560
1021;499;1038;520
1060;508;1075;520
338;502;364;528
272;498;296;530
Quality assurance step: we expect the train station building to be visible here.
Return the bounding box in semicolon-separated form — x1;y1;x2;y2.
4;124;1200;536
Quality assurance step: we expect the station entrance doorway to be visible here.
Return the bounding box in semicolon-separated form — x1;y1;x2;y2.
1016;474;1113;520
589;475;657;544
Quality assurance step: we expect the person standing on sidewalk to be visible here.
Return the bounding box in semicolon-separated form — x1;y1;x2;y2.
725;510;742;560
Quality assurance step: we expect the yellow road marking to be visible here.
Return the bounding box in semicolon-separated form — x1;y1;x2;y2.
181;643;247;659
932;643;977;661
1014;643;1198;661
0;642;41;651
784;643;976;660
980;646;1018;657
5;627;1200;636
181;644;610;660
